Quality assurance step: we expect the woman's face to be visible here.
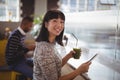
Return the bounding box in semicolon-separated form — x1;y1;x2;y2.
46;18;64;37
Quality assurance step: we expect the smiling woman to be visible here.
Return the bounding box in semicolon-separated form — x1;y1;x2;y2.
33;10;91;80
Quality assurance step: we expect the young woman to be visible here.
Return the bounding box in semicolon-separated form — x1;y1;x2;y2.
33;10;91;80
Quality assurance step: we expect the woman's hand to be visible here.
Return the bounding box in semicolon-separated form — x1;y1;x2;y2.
67;50;75;59
27;44;36;51
77;61;91;74
60;61;91;80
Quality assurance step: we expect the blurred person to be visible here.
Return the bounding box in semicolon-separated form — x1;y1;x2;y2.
5;16;35;79
4;27;12;39
33;10;91;80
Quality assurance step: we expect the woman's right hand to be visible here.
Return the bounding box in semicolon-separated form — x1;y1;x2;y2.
77;61;91;74
27;44;36;51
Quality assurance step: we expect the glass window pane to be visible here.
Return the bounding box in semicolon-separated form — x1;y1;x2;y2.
60;0;120;80
88;0;95;11
100;0;116;5
70;0;77;12
0;5;6;21
60;0;69;12
79;0;85;11
0;0;19;21
61;0;67;5
70;0;76;7
65;9;120;80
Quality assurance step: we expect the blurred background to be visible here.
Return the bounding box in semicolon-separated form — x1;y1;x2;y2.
0;0;120;80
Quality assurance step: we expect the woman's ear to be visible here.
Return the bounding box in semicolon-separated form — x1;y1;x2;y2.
45;22;48;28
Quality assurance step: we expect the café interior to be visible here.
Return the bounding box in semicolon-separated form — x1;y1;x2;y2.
0;0;120;80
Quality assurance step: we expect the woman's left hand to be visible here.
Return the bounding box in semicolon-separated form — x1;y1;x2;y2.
67;50;75;59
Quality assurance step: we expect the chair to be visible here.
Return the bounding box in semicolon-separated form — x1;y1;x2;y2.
0;66;31;80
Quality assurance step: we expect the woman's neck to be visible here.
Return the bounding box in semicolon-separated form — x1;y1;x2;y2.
49;36;56;43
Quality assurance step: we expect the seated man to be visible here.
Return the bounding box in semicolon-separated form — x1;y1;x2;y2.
5;16;35;79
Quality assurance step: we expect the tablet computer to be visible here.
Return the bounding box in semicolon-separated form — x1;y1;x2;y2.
88;53;98;62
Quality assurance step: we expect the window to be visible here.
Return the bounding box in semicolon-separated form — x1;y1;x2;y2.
79;0;85;11
100;0;116;5
60;0;80;12
88;0;95;11
0;0;20;22
60;0;70;12
60;0;96;12
70;0;77;12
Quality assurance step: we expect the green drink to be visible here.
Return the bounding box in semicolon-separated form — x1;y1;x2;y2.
73;48;81;59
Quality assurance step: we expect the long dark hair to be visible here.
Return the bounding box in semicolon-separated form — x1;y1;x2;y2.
36;10;65;46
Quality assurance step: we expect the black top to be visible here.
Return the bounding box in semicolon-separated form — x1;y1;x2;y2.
5;29;29;65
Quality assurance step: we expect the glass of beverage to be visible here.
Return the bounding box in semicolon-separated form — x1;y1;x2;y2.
73;48;81;59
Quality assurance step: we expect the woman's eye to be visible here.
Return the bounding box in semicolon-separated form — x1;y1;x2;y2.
61;21;64;24
53;20;57;22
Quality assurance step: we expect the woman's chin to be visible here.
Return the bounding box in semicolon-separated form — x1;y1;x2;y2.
56;33;61;36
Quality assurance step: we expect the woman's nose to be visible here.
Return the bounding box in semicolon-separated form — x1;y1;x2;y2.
57;22;63;28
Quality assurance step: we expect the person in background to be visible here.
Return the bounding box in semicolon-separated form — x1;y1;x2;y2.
5;16;35;79
33;10;91;80
4;27;12;39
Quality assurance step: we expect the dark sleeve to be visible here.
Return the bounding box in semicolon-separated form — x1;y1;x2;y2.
8;36;29;57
